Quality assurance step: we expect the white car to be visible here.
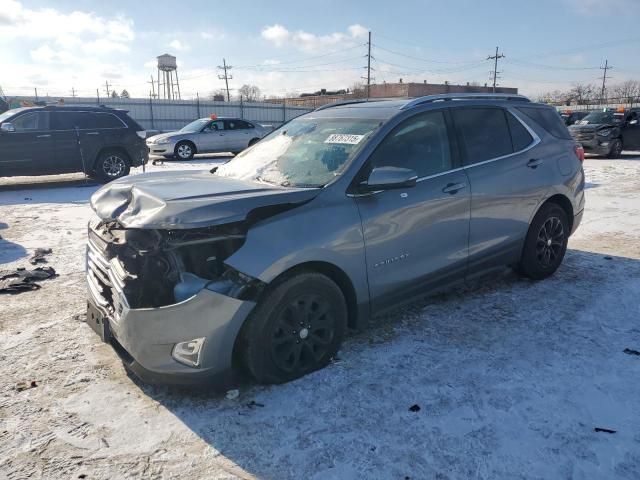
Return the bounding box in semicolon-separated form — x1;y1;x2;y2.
146;117;271;160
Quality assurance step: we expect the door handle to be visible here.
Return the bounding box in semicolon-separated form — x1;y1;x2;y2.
219;133;225;136
442;182;467;194
527;158;543;169
85;132;100;135
36;134;51;138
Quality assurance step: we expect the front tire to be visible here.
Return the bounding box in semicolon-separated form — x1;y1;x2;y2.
174;141;195;160
95;150;130;182
238;272;347;384
607;138;622;159
518;203;569;280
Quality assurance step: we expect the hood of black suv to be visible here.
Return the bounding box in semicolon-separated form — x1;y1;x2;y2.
90;170;321;229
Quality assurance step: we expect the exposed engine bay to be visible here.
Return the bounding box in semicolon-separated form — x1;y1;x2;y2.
87;218;264;310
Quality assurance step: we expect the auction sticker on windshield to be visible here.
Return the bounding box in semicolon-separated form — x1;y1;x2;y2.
324;134;365;145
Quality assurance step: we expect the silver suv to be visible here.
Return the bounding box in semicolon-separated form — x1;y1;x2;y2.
86;94;585;386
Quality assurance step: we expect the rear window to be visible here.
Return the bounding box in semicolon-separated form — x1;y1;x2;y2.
506;112;534;151
92;113;125;129
452;107;513;164
516;106;572;140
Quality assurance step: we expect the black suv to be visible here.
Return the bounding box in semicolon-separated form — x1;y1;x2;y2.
0;106;148;181
568;107;640;158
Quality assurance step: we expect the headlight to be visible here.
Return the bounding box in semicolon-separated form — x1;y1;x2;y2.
597;129;612;137
155;137;172;144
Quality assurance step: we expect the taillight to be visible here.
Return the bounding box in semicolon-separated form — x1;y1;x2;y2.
574;144;585;163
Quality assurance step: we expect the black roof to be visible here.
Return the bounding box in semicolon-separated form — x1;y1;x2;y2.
7;105;126;113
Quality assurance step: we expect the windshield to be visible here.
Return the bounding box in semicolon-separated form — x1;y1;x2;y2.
579;111;624;125
180;118;210;133
215;116;382;187
0;108;27;124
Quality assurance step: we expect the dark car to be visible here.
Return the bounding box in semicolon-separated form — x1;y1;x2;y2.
559;110;589;126
568;107;640;158
86;93;585;386
0;105;148;181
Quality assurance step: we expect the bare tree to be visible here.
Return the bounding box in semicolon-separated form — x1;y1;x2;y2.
237;84;261;102
611;80;640;103
569;82;596;105
110;90;119;98
537;89;569;105
120;89;130;98
350;82;367;98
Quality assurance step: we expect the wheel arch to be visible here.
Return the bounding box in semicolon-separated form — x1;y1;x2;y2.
92;147;131;173
264;261;360;331
538;194;574;233
175;139;198;155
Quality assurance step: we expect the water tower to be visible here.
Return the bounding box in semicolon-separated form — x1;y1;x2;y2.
157;53;181;100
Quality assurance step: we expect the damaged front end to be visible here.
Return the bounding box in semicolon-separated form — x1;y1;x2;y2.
85;218;263;385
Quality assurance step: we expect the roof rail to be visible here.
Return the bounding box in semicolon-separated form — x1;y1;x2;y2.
314;99;382;111
400;93;530;110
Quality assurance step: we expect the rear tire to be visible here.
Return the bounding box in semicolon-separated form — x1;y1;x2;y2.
248;138;260;147
238;272;347;384
518;203;569;280
607;138;622;159
95;150;130;182
174;141;195;160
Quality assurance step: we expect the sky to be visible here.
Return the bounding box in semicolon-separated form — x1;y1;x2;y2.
1;0;640;100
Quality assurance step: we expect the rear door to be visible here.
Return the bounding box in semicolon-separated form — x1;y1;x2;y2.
225;119;254;151
0;111;53;176
622;111;640;149
355;109;471;311
452;106;549;275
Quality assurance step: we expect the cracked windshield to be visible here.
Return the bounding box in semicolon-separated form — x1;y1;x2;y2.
216;117;381;187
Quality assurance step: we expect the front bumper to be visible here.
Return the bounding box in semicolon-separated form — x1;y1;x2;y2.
86;242;255;386
574;137;611;155
146;140;177;156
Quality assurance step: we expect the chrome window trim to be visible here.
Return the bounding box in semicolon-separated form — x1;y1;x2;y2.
460;107;541;171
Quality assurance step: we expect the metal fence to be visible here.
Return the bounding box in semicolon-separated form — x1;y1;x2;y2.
551;96;640;111
8;96;312;132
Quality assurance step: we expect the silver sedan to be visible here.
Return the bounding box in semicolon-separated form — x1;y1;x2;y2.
146;117;271;160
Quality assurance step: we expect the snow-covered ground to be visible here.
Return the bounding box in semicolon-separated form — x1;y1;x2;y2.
1;154;639;479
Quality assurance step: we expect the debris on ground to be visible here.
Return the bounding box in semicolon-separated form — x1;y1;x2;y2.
15;380;38;392
29;248;53;265
623;348;640;356
594;427;617;434
604;256;613;260
409;404;421;412
0;266;57;294
225;389;240;400
246;400;265;409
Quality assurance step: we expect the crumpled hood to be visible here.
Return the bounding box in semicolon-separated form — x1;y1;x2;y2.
569;123;613;133
90;170;321;229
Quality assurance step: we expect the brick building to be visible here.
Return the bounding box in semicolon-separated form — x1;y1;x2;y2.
267;81;518;108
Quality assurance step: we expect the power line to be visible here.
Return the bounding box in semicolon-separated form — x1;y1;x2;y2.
217;58;233;102
487;46;505;93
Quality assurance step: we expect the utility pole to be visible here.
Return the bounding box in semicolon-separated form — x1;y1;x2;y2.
217;58;233;102
361;31;374;100
600;59;612;103
104;80;111;97
70;87;76;98
147;75;157;99
487;46;505;93
96;88;100;104
34;87;38;102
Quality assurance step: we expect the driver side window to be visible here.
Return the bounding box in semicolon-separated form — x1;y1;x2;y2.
368;110;452;178
207;120;224;131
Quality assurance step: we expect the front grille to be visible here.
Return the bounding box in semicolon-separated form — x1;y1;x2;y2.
86;235;128;319
571;131;595;142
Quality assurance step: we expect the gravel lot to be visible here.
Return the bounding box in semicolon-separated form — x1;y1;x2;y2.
1;154;639;479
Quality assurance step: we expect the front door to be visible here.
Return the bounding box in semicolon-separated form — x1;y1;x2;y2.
198;120;227;153
0;111;53;176
50;111;85;173
354;109;470;311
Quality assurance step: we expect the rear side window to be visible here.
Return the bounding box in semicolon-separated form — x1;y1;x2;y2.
452;108;513;164
369;110;452;178
506;112;534;151
92;113;125;129
516;106;572;140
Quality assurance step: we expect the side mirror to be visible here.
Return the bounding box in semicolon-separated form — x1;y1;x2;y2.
360;166;418;191
1;123;15;133
629;119;638;125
